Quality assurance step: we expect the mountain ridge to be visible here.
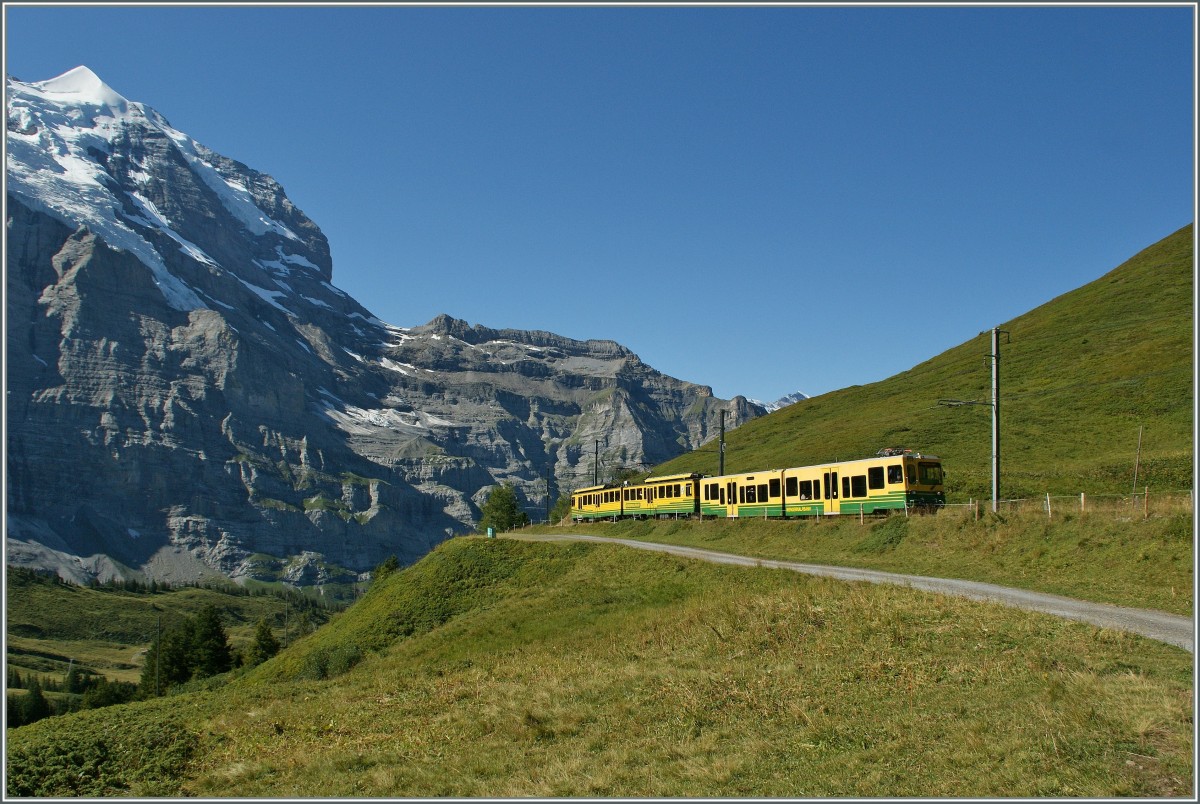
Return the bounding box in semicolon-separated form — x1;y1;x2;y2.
5;67;763;586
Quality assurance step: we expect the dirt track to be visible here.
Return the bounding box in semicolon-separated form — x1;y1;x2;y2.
507;532;1194;652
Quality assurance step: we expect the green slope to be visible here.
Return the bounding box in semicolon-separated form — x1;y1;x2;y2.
5;537;1193;797
5;569;332;686
654;224;1193;500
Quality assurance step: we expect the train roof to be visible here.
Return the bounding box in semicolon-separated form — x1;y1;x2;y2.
642;472;702;483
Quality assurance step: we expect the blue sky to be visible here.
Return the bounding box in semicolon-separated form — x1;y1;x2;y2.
5;3;1195;402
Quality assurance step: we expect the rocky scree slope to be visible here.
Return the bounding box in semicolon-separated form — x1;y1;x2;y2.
5;67;761;586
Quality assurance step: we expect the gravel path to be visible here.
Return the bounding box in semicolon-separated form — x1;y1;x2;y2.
507;532;1194;652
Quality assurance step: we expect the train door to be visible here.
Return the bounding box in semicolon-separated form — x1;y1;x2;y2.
726;480;738;518
822;467;840;515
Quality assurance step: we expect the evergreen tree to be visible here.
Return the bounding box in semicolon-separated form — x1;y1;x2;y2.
373;554;400;585
80;678;137;710
138;617;197;696
22;679;51;725
190;605;233;679
244;618;281;667
7;692;25;728
477;483;530;533
64;665;87;694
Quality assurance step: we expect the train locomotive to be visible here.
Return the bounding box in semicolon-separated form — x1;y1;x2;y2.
570;449;945;522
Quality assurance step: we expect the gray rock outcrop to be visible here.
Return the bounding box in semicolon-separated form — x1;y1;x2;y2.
5;67;764;586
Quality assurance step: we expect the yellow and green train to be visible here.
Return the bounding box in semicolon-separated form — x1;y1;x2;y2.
570;450;945;522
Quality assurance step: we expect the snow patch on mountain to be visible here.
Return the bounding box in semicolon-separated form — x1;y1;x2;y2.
6;66;317;313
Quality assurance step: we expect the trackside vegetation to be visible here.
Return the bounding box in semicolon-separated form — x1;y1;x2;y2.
526;506;1193;616
5;537;1192;797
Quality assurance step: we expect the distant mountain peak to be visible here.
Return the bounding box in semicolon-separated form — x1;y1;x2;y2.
747;391;810;412
31;65;128;109
7;66;335;313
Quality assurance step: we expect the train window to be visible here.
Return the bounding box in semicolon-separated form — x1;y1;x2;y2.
851;475;867;498
906;463;916;484
842;476;851;499
739;485;746;504
868;467;885;490
825;472;837;499
785;477;798;497
745;485;757;503
709;482;719;500
798;480;813;500
758;483;768;501
813;479;820;498
675;484;682;497
888;464;903;484
919;463;944;485
769;479;781;498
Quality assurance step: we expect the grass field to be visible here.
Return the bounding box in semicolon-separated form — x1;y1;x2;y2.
524;505;1194;616
6;537;1192;797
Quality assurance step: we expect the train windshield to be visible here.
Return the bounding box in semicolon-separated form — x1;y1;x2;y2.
918;462;944;485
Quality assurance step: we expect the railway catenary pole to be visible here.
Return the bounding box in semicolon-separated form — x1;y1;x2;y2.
991;327;1001;513
938;327;1008;514
719;409;726;477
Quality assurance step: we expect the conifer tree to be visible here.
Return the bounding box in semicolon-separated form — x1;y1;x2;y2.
22;679;51;724
477;483;530;533
245;618;281;667
190;605;233;678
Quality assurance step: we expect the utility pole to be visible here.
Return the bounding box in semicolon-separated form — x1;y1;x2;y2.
1131;425;1143;514
719;409;726;477
155;614;161;697
594;440;599;486
991;327;1002;513
939;327;1008;513
545;464;552;523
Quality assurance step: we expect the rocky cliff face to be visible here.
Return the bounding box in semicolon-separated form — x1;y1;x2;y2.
5;67;763;586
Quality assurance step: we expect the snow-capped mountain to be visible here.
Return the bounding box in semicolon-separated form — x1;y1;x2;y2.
747;391;810;412
6;67;763;586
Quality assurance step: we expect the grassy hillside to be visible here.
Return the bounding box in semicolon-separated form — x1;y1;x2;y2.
653;224;1193;500
528;506;1192;615
6;537;1191;797
5;570;332;686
